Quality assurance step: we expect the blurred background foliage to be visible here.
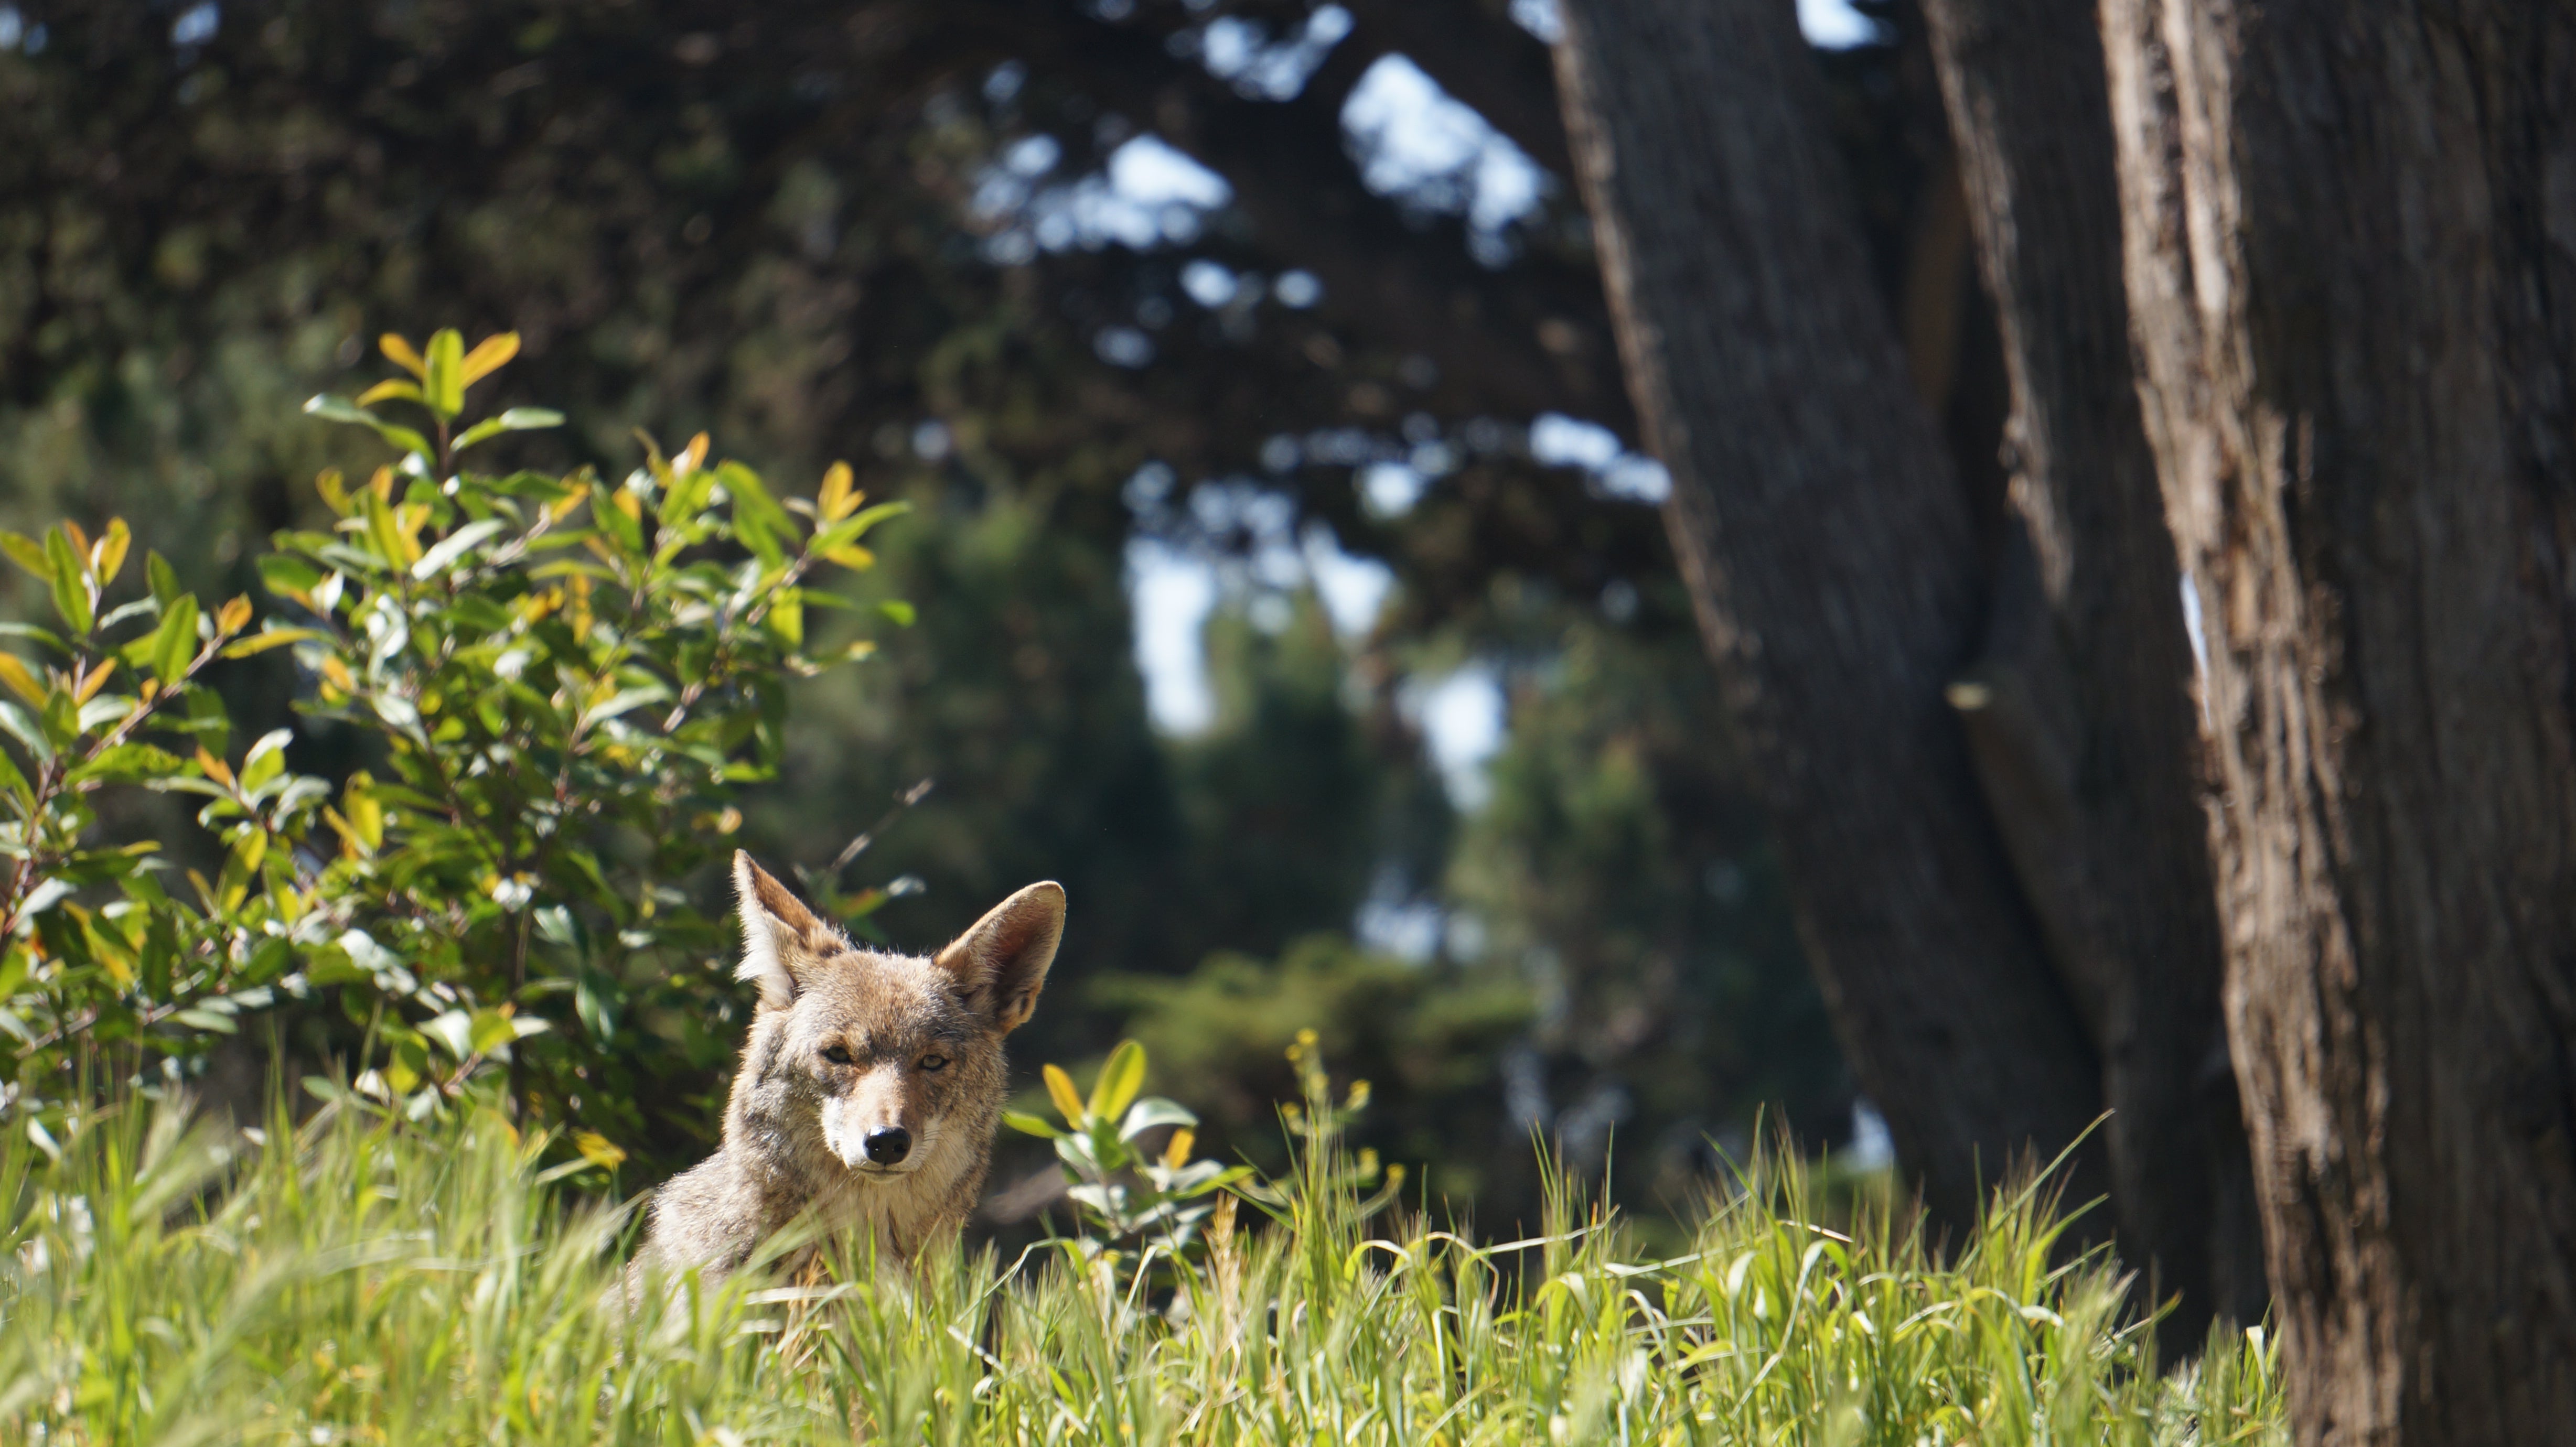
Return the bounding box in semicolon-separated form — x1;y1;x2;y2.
0;0;1972;1234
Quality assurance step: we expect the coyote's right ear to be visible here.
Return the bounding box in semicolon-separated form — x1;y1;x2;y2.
733;851;843;1010
935;881;1064;1034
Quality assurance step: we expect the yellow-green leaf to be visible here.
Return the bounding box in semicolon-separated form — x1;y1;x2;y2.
315;468;352;516
1043;1063;1086;1126
379;332;427;378
220;627;320;660
356;378;425;407
42;530;91;635
93;519;130;589
457;331;521;386
818;461;858;521
424;328;466;418
573;1130;627;1171
765;593;803;649
1089;1039;1147;1124
0;532;51;582
0;653;45;707
149;596;199;685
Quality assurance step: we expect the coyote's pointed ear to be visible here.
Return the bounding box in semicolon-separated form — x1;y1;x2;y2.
733;851;843;1010
933;881;1064;1034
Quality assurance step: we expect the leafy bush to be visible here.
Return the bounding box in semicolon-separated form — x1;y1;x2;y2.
0;332;911;1170
1001;1038;1251;1276
1093;934;1531;1200
0;1073;2288;1444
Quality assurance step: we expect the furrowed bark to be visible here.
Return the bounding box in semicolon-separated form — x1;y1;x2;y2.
1915;0;2266;1336
1550;0;2109;1233
2103;2;2576;1438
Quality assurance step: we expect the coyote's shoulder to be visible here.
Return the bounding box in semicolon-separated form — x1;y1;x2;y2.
641;853;1063;1280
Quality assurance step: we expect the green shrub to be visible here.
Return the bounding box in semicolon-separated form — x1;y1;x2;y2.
0;331;911;1171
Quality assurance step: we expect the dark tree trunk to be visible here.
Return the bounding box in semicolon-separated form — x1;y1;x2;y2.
1915;0;2268;1334
2103;2;2576;1439
1549;0;2110;1233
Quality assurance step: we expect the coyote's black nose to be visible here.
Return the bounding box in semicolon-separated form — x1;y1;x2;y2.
863;1127;912;1165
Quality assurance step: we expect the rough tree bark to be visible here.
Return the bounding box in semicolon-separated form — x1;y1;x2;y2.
2102;2;2576;1439
1915;0;2268;1333
1549;0;2111;1233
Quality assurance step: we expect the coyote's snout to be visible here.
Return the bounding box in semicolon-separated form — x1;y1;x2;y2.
640;852;1063;1281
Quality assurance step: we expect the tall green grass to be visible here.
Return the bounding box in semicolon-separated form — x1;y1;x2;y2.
0;1090;2283;1445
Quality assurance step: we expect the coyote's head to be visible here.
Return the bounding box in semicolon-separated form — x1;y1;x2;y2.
725;851;1062;1192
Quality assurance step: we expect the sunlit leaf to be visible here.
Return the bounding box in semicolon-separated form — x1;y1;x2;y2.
94;519;130;588
573;1130;627;1171
1090;1039;1148;1124
817;461;858;521
0;654;46;709
424;328;467;418
457;331;522;386
1044;1063;1087;1126
146;550;183;609
356;378;425;407
379;332;428;378
44;530;91;635
0;532;51;582
453;407;566;454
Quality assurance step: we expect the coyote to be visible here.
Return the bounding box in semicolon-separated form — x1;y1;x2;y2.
641;852;1064;1281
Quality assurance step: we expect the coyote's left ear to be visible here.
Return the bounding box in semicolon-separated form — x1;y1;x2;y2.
934;881;1064;1034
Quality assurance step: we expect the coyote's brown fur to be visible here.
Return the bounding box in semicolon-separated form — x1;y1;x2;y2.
640;852;1062;1281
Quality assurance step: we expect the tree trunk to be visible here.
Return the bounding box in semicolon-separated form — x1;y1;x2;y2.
1915;0;2269;1335
2102;2;2576;1439
1549;0;2110;1234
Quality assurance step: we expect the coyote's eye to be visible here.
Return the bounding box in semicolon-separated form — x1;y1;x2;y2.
918;1054;949;1073
822;1044;854;1066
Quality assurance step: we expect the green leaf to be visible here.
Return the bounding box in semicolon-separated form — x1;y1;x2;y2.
1119;1096;1199;1141
1002;1110;1063;1140
424;328;467;418
814;499;913;551
452;407;566;454
255;554;326;607
302;395;435;460
468;1007;520;1056
423;1008;475;1060
876;599;917;627
146;551;182;609
0;703;55;765
148;595;200;685
0;532;52;582
589;482;645;556
219;626;320;661
67;743;187;787
240;728;293;792
410;519;508;579
43;530;91;635
0;623;69;656
717;461;792;569
765;592;803;649
1089;1040;1148;1125
98;598;159;632
575;969;620;1043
